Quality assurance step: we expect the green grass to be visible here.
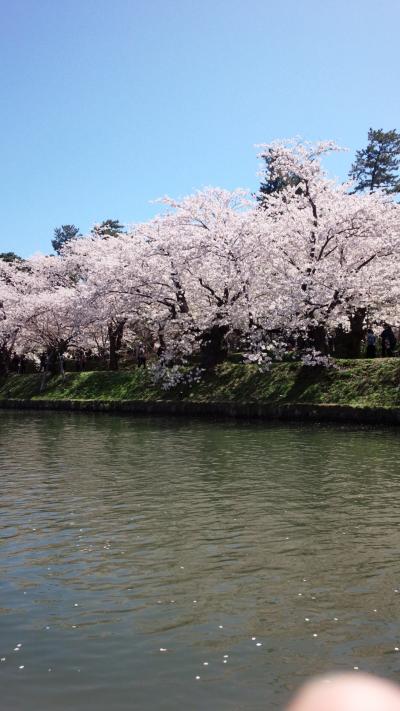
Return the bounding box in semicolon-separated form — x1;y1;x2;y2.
1;359;400;409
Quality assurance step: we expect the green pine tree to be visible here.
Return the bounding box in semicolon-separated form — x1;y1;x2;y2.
52;224;81;254
349;128;400;194
257;149;302;207
91;219;125;239
0;252;22;263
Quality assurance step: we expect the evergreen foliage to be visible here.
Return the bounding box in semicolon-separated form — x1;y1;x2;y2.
52;225;81;254
349;128;400;194
91;219;125;239
0;252;22;263
257;147;302;205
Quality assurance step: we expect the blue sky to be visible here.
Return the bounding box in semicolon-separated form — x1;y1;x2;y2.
1;0;399;256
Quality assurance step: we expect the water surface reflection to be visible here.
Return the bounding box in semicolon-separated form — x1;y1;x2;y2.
1;412;400;710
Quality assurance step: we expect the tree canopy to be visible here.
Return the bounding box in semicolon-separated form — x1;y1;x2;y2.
1;138;399;377
0;252;22;263
52;225;81;255
349;128;400;194
257;145;302;205
91;219;125;239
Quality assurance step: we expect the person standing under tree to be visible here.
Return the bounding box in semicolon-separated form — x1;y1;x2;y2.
137;344;147;368
366;328;377;358
18;354;26;374
39;352;47;372
381;324;397;357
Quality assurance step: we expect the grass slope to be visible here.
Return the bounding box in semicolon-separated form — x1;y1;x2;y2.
1;360;400;409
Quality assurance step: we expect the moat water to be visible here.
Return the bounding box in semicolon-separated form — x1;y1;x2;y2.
1;411;400;709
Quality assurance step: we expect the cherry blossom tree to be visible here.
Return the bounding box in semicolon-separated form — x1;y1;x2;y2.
256;140;400;357
134;188;268;367
3;138;400;376
0;257;36;374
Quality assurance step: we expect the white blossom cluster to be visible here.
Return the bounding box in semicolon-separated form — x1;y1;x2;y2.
300;349;337;369
149;362;204;391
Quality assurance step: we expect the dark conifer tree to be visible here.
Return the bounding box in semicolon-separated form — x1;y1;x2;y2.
349;128;400;194
257;149;302;207
0;252;22;262
91;219;125;239
52;224;81;254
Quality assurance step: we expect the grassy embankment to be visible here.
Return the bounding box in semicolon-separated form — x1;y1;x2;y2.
1;359;400;409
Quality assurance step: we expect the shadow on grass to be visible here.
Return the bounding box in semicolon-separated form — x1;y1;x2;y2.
2;359;400;408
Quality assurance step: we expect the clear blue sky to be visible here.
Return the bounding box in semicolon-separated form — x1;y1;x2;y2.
1;0;399;257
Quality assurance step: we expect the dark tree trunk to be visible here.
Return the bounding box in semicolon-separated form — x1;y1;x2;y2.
47;349;58;375
199;324;230;369
348;308;366;358
307;324;328;354
334;308;366;358
0;346;11;377
108;320;126;371
46;340;68;375
156;329;166;358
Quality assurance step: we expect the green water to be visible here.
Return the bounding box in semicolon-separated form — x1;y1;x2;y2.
1;411;400;710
